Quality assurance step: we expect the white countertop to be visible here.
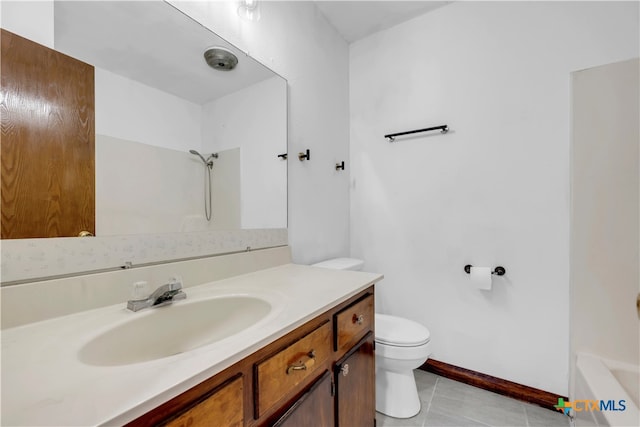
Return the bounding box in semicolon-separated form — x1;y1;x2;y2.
1;264;382;426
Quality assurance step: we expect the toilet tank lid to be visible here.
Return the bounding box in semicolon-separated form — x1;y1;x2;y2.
375;313;431;347
312;258;364;271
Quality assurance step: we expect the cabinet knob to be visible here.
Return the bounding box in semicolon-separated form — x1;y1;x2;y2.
352;314;364;325
286;350;316;375
341;363;350;377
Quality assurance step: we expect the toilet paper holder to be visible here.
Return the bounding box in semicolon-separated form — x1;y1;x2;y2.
464;265;506;276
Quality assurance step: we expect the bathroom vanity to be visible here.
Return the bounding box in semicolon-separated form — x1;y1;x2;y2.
1;263;381;426
130;285;375;426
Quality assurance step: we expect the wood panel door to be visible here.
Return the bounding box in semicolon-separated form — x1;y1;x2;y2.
1;29;95;239
334;333;375;427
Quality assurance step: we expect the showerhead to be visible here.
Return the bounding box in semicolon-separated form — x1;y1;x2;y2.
203;46;238;71
190;150;218;170
189;149;208;164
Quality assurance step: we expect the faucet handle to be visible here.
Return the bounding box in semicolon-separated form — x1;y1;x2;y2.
167;275;183;291
130;281;150;300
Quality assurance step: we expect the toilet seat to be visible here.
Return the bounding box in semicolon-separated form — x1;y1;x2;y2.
375;313;431;347
376;339;432;361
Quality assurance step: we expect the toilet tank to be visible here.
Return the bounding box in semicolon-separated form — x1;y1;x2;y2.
312;258;364;271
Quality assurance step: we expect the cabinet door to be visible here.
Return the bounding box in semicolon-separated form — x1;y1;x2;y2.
165;375;243;427
334;333;375;427
272;371;334;427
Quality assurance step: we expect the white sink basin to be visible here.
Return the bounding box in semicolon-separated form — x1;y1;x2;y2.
78;296;271;366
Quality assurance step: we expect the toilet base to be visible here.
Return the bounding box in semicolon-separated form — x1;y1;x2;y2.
375;367;421;418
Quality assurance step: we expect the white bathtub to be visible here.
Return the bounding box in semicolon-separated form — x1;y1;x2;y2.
574;353;640;426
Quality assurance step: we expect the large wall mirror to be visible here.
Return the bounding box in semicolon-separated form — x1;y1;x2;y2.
2;0;287;239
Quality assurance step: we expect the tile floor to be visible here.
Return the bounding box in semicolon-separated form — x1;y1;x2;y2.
376;370;571;427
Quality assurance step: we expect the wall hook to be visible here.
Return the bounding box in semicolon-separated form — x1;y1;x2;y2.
298;149;310;161
277;153;288;160
335;161;345;171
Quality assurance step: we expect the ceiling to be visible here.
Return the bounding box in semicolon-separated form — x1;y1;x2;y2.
54;1;276;105
51;1;452;104
315;1;452;43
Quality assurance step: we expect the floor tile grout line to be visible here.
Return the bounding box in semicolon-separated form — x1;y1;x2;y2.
424;376;439;413
426;375;491;427
457;410;494;427
523;402;531;427
424;372;532;427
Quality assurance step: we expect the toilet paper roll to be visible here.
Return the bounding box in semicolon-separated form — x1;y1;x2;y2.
470;266;492;290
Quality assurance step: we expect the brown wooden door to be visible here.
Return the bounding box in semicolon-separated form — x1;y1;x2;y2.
1;28;95;239
272;371;334;427
334;333;375;427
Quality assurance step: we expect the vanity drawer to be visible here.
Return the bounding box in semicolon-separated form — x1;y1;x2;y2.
334;294;374;351
255;321;332;418
165;375;243;427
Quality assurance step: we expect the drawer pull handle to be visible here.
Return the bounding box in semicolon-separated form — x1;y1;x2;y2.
341;363;350;377
352;314;365;325
286;350;316;375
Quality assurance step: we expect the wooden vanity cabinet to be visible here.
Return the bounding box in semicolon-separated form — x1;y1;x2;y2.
127;286;375;427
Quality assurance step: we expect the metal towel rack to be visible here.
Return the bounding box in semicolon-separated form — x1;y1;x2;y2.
385;124;448;142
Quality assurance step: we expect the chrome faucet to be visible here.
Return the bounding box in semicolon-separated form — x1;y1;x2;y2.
127;278;187;312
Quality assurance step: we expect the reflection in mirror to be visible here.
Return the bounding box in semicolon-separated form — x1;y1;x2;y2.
55;1;286;235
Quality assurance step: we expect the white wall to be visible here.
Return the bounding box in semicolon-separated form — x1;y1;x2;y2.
96;68;202;152
202;77;287;229
349;1;639;395
170;1;350;264
0;1;54;48
570;58;639;380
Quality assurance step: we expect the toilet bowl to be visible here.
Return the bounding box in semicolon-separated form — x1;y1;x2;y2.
375;314;431;418
311;258;432;419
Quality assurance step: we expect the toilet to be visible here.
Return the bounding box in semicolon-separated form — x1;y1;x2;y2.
311;258;432;419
